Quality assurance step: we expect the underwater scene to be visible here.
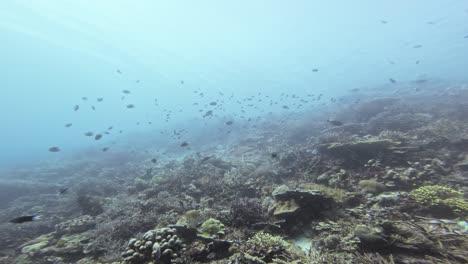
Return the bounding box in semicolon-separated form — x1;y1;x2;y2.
1;1;468;263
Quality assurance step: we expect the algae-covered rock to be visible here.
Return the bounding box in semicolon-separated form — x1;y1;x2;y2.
55;215;96;235
319;138;400;165
21;240;49;255
176;210;204;228
270;200;300;217
354;225;389;247
358;179;386;194
19;233;54;255
198;218;225;239
268;188;334;222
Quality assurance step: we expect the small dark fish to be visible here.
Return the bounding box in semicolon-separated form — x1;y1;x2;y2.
413;44;423;48
65;123;72;127
350;88;360;92
136;80;140;83
415;60;420;64
82;97;88;101
464;35;468;39
412;79;427;84
9;215;41;224
282;105;289;109
312;68;319;72
180;141;189;147
389;78;397;84
225;121;233;125
102;147;109;152
116;69;122;74
108;126;113;130
91;106;96;111
126;104;135;108
151;158;157;164
380;20;388;24
180;80;184;84
122;90;131;94
203;110;213;118
209;102;217;106
201;156;211;162
327;119;343;126
84;132;94;137
74;105;79;111
58;187;68;195
49;147;61;152
104;132;110;135
271;153;278;158
94;134;102;140
97;98;103;102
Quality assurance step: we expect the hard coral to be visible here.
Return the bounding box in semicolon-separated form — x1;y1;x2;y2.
229;198;265;227
243;232;307;263
410;185;468;216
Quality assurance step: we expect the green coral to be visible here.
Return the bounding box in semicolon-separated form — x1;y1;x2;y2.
198;218;225;238
410;185;468;215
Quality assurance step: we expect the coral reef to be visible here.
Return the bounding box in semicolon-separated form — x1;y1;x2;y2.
2;82;468;263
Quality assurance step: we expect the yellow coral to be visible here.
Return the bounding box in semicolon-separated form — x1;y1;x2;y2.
410;185;468;215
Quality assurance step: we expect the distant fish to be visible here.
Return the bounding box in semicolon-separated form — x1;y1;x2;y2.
312;68;319;72
415;60;420;64
380;20;388;24
464;35;468;39
413;44;423;48
136;80;140;83
180;141;189;147
82;97;88;101
91;106;96;111
271;153;279;158
122;90;131;94
151;158;157;164
84;132;94;137
49;147;61;152
389;78;397;84
116;69;122;74
126;104;135;108
107;126;113;130
57;187;68;195
94;134;102;140
65;123;72;128
203;110;213;118
74;105;79;111
282;105;289;109
180;80;184;84
102;147;109;152
327;119;343;126
350;88;360;92
97;98;103;102
209;102;217;106
225;121;233;125
9;215;41;224
412;79;428;84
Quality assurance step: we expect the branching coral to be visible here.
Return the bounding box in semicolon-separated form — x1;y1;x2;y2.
243;232;307;263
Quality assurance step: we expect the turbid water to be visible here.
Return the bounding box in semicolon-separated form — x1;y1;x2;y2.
1;1;468;263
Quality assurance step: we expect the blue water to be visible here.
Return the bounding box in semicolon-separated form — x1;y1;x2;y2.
0;1;467;169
